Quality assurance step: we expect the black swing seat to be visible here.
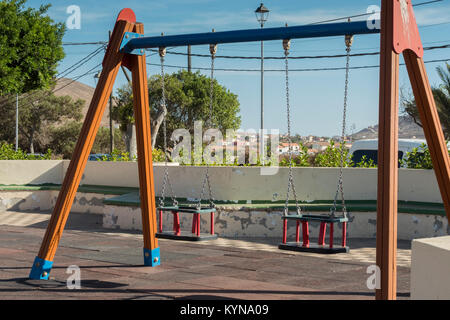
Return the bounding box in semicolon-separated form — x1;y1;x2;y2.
157;205;216;214
282;214;348;223
156;205;218;241
279;213;350;254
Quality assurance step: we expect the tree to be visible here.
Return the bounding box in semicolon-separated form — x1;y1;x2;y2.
113;70;241;152
48;122;127;159
0;88;85;153
402;63;450;139
0;0;65;95
314;140;352;167
47;121;81;159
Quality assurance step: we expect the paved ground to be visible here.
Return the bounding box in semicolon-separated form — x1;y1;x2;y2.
0;211;411;300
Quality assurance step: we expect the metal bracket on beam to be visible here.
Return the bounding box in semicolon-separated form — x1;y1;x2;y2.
120;32;146;55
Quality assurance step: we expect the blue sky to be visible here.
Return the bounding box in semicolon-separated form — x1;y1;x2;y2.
28;0;450;137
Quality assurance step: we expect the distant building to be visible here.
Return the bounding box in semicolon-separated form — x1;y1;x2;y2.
278;142;300;154
307;148;319;155
311;141;330;152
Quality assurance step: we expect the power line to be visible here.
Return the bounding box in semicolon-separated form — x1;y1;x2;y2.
147;57;450;73
63;41;107;46
12;48;106;114
12;45;105;104
152;43;450;60
307;0;444;25
56;45;106;79
52;63;103;95
413;0;444;7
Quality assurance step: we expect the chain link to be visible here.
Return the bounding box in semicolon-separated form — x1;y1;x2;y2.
283;39;301;217
159;50;178;208
330;36;353;218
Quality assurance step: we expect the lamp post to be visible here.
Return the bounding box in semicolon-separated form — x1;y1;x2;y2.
255;3;269;164
15;93;18;151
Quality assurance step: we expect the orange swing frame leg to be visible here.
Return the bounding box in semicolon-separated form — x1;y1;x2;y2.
376;0;400;300
29;13;160;280
376;0;450;300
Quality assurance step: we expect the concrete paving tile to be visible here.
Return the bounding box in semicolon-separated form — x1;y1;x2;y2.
0;224;411;300
178;275;317;294
163;254;233;269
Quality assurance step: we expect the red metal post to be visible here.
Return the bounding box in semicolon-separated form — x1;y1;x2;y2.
173;212;180;236
282;219;287;244
159;210;163;233
302;222;310;247
210;212;215;235
192;215;197;234
318;222;327;245
295;221;300;243
196;214;201;236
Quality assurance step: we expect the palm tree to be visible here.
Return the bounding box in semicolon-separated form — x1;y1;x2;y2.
402;63;450;139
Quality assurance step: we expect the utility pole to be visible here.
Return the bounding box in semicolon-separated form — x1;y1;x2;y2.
109;30;114;154
188;45;192;72
15;93;18;151
255;3;269;165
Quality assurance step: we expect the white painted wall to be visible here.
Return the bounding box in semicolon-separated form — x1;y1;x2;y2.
0;160;64;185
411;236;450;299
0;160;444;203
78;162;442;203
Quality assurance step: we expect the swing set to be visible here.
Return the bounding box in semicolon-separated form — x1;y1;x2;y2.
28;1;450;300
278;28;353;254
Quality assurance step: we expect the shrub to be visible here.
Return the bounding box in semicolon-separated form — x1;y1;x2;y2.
279;143;310;167
0;143;52;160
401;143;434;169
314;140;352;167
355;155;377;168
96;148;166;162
152;149;166;162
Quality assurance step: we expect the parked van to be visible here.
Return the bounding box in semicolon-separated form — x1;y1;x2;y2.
349;139;428;168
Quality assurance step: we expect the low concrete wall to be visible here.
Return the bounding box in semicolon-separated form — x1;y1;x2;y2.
1;190;447;240
411;236;450;299
0;160;64;185
0;190;113;215
0;160;445;202
77;162;441;203
102;206;449;240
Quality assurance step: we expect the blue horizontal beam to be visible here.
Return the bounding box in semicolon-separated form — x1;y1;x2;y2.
120;20;380;53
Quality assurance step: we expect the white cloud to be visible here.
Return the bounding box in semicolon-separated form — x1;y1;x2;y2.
143;11;254;35
413;6;450;26
269;9;352;25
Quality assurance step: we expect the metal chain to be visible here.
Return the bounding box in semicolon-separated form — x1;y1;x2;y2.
283;39;301;217
159;48;178;208
198;42;217;209
330;35;353;218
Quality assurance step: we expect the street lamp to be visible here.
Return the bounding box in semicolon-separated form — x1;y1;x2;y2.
255;3;269;27
255;3;269;164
